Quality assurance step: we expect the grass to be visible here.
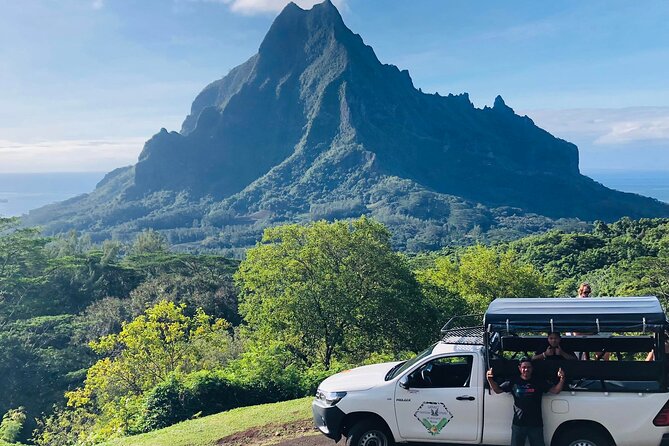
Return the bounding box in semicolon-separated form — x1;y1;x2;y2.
100;397;313;446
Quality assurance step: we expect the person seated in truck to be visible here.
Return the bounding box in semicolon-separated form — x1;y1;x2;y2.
531;332;577;361
487;358;566;446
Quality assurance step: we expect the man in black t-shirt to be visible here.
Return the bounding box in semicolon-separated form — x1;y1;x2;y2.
531;332;577;361
487;358;566;446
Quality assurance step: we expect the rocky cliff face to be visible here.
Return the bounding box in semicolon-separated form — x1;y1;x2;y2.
26;0;669;252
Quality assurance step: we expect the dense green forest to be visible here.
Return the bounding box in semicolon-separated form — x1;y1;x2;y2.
0;216;668;445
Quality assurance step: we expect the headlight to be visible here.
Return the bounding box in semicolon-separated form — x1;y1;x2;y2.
315;389;347;406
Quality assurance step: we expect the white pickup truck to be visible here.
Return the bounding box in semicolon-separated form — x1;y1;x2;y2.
312;296;669;446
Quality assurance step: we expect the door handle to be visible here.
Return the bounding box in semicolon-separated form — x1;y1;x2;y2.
456;396;475;401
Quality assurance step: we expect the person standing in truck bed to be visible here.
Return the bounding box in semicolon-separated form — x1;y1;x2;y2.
487;358;566;446
574;282;610;360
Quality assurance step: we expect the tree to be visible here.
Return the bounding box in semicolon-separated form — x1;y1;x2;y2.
0;407;26;443
45;230;92;257
33;405;98;446
235;217;435;369
43;249;141;314
127;271;240;325
418;245;552;315
65;301;233;435
414;257;469;324
593;256;669;309
0;315;91;443
0;218;50;325
129;229;168;255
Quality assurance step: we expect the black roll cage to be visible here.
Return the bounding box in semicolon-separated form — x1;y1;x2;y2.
479;297;669;392
440;297;669;392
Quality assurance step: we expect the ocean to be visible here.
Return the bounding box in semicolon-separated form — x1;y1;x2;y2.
0;172;106;217
0;170;667;218
585;170;669;204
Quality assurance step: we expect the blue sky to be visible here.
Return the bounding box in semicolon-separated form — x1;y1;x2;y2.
1;0;668;172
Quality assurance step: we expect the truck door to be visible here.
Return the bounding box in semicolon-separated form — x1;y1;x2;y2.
395;354;481;442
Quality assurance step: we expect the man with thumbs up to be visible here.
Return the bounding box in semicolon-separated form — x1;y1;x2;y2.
487;358;566;446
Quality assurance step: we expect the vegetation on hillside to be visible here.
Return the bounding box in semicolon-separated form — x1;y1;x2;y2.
0;216;668;444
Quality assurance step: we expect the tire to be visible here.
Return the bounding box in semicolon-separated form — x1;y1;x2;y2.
345;419;394;446
556;427;612;446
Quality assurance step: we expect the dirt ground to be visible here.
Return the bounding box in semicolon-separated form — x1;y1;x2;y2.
272;435;338;446
215;419;461;446
216;419;336;446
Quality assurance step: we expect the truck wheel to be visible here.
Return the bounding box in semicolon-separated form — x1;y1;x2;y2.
345;419;394;446
557;427;612;446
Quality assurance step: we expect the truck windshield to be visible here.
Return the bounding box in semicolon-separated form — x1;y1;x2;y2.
385;343;437;381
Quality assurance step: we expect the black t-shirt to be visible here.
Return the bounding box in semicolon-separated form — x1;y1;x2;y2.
500;377;551;427
535;345;575;360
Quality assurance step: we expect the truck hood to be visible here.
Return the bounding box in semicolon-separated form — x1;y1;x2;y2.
319;361;402;392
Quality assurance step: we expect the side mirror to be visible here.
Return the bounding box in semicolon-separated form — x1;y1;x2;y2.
399;376;410;389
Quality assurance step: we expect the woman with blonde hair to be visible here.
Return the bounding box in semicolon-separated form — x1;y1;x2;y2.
577;282;592;298
575;282;609;360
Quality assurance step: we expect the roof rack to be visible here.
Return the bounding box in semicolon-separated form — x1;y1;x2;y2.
441;314;484;345
441;325;484;345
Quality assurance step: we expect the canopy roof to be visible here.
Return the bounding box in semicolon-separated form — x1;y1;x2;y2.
484;297;667;333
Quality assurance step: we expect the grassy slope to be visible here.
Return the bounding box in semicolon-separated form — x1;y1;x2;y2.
100;397;313;446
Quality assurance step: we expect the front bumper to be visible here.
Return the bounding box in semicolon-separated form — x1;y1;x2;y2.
312;400;346;442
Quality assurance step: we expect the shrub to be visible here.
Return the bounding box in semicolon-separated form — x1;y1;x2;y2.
33;406;98;446
0;407;26;443
183;370;243;415
140;375;190;431
139;364;335;432
140;371;244;431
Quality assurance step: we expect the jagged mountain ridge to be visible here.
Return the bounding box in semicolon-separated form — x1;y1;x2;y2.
26;0;669;252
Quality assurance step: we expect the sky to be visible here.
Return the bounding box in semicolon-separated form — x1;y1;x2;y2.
1;0;668;173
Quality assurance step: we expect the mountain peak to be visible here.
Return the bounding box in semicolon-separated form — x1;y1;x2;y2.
312;0;338;11
261;1;344;41
493;95;514;113
492;95;505;108
257;0;350;71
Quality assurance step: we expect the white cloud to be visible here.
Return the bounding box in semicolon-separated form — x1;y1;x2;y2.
594;117;669;145
517;107;669;171
520;107;669;146
0;138;145;173
189;0;346;15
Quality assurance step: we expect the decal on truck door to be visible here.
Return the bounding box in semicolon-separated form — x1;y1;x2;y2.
413;402;453;435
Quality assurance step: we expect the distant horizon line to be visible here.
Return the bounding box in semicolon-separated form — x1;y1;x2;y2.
1;168;668;175
0;171;114;175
